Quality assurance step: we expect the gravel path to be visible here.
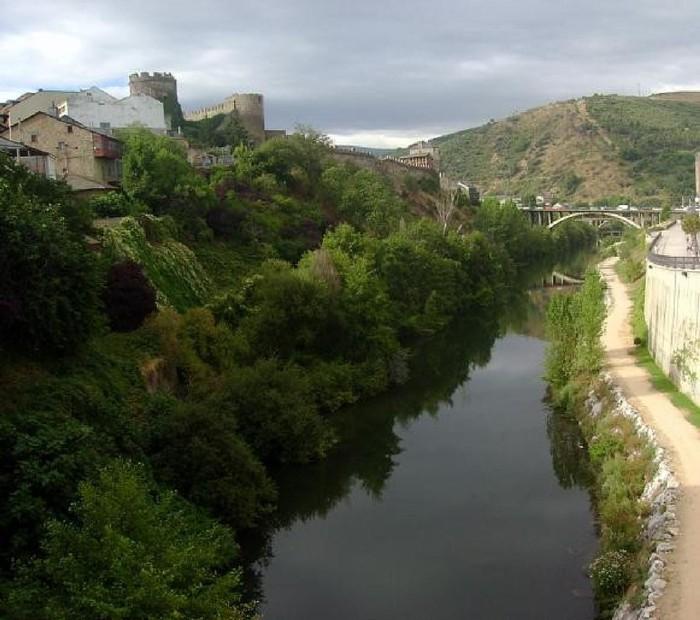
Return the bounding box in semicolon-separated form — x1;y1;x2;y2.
600;257;700;620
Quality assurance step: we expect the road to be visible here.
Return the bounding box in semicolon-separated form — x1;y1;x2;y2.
653;221;694;257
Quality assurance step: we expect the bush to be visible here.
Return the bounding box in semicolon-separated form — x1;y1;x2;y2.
5;460;248;620
103;260;157;332
0;157;100;353
589;550;632;600
153;400;277;529
88;192;144;218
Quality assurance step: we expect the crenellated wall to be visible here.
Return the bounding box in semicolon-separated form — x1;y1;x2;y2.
184;93;265;144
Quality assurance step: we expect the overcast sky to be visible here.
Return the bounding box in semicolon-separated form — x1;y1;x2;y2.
3;0;700;147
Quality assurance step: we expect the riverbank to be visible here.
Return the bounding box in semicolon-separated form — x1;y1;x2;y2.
600;257;700;620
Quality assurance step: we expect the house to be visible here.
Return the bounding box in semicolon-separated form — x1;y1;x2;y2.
57;87;167;132
0;136;56;178
0;89;77;124
398;141;441;170
1;112;122;193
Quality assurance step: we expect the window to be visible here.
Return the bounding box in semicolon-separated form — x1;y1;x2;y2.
30;134;38;143
67;125;73;133
58;141;66;151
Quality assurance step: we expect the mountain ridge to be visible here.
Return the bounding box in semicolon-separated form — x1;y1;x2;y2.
434;93;700;205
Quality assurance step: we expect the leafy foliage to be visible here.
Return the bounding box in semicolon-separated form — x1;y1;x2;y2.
103;261;157;332
0;155;100;353
5;461;248;620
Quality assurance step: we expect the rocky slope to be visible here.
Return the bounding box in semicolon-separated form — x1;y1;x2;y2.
434;94;700;205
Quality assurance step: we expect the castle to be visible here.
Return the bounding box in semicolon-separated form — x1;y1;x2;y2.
184;93;267;144
129;72;282;144
128;72;181;130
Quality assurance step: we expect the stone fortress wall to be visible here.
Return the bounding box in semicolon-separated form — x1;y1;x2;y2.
128;72;178;103
184;93;266;144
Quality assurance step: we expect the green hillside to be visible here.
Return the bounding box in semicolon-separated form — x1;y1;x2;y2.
434;94;700;206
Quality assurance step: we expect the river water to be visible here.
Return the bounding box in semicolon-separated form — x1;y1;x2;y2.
242;266;599;619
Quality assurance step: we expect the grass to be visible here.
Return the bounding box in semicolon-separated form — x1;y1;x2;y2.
632;346;700;427
628;278;700;427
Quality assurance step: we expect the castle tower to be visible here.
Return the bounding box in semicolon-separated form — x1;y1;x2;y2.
128;72;181;130
231;94;265;145
184;92;266;144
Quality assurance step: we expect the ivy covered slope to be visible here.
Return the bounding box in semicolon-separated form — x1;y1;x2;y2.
435;94;700;206
0;128;596;619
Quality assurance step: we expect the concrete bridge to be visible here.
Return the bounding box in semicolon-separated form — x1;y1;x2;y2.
520;207;668;229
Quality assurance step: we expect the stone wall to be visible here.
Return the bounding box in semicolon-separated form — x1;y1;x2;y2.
129;72;178;103
328;149;438;184
185;93;266;144
1;113;119;187
645;260;700;402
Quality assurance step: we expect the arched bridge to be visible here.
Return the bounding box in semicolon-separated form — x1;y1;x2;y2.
521;207;663;229
547;211;641;230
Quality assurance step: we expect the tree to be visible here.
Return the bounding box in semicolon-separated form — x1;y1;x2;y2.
681;214;700;256
434;190;458;234
103;260;157;332
0;155;100;353
6;461;249;620
120;128;214;220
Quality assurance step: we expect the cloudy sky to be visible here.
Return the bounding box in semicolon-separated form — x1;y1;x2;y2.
2;0;700;147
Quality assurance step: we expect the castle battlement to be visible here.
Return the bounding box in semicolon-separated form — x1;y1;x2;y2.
129;72;175;81
184;93;265;143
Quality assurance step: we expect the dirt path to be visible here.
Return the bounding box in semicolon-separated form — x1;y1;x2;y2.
600;257;700;620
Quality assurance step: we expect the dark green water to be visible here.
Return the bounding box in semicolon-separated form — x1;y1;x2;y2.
242;273;598;619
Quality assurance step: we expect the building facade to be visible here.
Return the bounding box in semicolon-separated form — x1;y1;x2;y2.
0;136;56;179
399;141;441;170
1;112;122;191
0;90;77;124
57;87;166;132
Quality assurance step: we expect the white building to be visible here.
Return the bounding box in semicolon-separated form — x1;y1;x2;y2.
57;87;167;132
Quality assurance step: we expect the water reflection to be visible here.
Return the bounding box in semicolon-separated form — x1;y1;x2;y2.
240;255;598;618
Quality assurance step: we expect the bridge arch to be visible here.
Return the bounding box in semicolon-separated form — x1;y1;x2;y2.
547;211;642;230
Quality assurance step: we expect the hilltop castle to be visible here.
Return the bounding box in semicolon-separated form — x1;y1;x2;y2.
128;72;182;129
184;93;266;144
129;71;283;144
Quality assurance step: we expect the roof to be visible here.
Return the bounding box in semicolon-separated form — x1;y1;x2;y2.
0;135;51;157
64;174;113;192
6;111;121;142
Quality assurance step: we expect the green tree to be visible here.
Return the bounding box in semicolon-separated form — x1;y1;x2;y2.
682;214;700;256
6;461;248;620
0;155;100;353
120;128;214;220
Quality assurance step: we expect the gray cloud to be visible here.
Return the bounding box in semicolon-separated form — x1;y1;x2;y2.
2;0;700;145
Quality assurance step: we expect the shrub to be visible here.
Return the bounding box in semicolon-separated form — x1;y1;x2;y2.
88;191;144;218
103;260;157;332
589;550;632;600
5;460;248;620
0;158;100;353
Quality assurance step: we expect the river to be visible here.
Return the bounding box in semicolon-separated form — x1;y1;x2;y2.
241;260;599;619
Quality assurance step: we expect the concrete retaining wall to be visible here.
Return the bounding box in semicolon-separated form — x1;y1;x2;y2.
645;261;700;401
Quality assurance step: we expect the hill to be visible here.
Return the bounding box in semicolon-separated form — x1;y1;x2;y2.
434;94;700;206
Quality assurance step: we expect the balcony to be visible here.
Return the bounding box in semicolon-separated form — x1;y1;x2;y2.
93;133;121;159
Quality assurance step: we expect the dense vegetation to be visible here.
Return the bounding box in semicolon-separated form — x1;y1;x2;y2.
545;272;656;616
0;130;595;617
435;94;700;206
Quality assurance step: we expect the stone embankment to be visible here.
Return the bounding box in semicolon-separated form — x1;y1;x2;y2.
601;257;700;620
584;376;679;620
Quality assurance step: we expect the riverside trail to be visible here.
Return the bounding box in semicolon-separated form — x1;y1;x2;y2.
600;257;700;620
